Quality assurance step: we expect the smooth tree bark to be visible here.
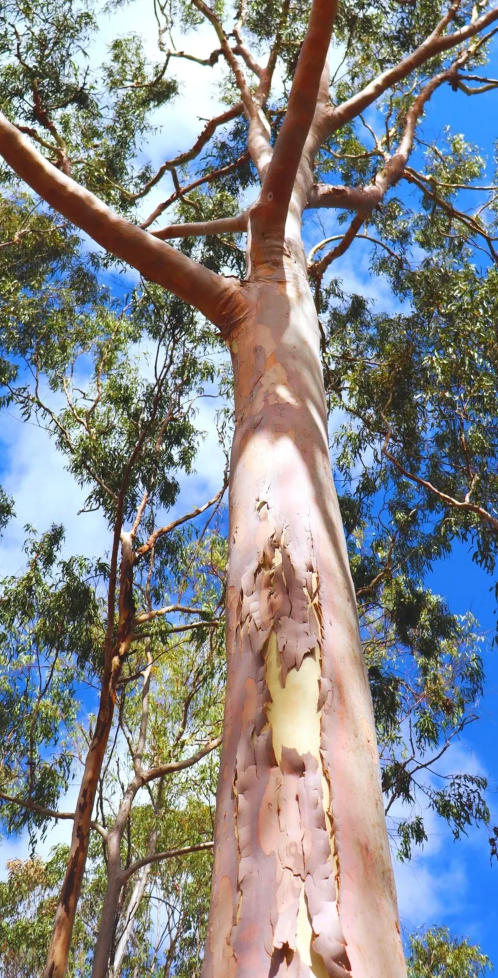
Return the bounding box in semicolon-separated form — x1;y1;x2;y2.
109;827;160;978
2;0;498;974
203;256;404;978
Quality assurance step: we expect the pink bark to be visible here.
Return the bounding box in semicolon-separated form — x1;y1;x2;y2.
202;254;406;978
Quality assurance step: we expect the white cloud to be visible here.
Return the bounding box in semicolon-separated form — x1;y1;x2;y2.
0;406;109;575
395;851;468;932
386;730;491;940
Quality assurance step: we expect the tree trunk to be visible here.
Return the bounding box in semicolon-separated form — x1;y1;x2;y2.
91;861;123;978
202;250;406;978
44;535;134;978
44;678;116;978
110;824;160;977
92;859;123;978
91;769;147;978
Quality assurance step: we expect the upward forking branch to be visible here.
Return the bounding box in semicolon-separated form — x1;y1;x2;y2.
2;0;498;308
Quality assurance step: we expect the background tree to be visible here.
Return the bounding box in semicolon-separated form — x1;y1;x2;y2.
0;0;497;976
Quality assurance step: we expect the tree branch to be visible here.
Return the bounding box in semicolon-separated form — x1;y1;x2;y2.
141;735;222;786
0;113;244;332
135;483;227;561
127;620;222;651
306;183;383;211
190;0;272;177
404;166;498;259
127;104;244;205
309;64;458;275
321;4;498;141
121;840;213;883
308;232;403;265
133;604;211;626
312;212;366;276
151;211;248;240
231;28;263;79
256;0;339;230
140;152;250;229
382;444;498;534
0;789;108;841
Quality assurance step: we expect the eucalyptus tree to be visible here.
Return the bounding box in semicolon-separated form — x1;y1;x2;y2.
1;1;498;977
0;192;228;974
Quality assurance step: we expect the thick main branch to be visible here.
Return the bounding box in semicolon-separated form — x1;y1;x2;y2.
258;0;339;230
0;113;243;332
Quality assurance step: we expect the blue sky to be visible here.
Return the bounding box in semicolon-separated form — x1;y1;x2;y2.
0;6;497;969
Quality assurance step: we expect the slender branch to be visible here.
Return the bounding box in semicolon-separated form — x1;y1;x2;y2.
135;483;227;561
190;0;272;177
190;0;254;116
409;170;498;192
151;212;248;240
231;29;263;78
127;104;244;205
312;213;366;275
0;223;64;248
127;620;222;650
166;47;223;67
121;841;214;883
140;152;250;230
433;0;462;37
141;735;222;787
133;604;210;626
404;167;498;258
457;78;498;94
0;789;108;840
382;443;498;533
308;232;403;264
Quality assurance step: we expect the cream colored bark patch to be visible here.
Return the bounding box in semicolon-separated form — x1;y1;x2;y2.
264;631;321;764
263;631;331;814
295;888;330;978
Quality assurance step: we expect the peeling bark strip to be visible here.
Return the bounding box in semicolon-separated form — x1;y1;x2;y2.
202;264;406;978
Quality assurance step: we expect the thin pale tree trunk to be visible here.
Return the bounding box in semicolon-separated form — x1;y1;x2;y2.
91;659;155;978
202;245;406;978
91;834;127;978
110;829;158;978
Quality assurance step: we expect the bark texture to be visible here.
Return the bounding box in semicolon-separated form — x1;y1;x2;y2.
202;254;406;978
